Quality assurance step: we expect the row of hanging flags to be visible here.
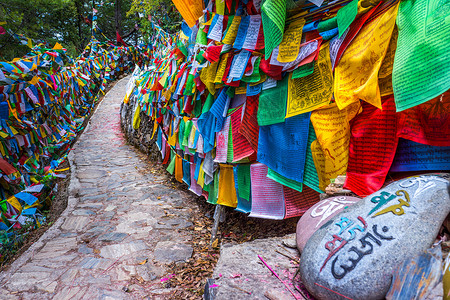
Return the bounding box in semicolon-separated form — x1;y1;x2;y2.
0;38;143;251
126;0;450;220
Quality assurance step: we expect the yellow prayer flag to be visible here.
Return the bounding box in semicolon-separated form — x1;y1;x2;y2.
222;16;241;45
172;0;204;27
200;60;218;95
379;26;398;79
53;42;64;50
132;104;141;129
168;124;178;147
77;78;86;87
277;19;306;63
29;76;40;85
379;76;393;97
27;38;33;49
310;102;361;191
0;142;5;156
217;164;238;208
334;4;399;110
7;196;22;213
180;32;189;40
214;53;230;84
216;0;225;15
174;155;183;183
197;161;205;187
286;42;333;118
235;86;247;94
151;118;159;140
163;89;172;101
202;13;215;26
158;69;169;87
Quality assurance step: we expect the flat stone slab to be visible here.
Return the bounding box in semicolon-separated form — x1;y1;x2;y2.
153;241;193;264
98;232;128;242
154;217;193;229
300;174;450;300
100;241;149;259
72;209;96;216
61;216;90;232
211;234;303;299
77;170;108;179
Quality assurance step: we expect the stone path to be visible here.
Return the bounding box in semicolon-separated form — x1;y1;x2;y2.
0;76;197;299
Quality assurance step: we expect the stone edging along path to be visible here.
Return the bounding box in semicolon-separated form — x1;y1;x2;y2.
0;76;200;299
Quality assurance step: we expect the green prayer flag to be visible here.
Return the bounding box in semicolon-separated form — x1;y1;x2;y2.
303;123;322;193
241;57;261;83
207;171;220;205
292;61;315;79
202;93;214;114
267;168;303;192
261;0;286;59
227;117;234;163
337;0;358;38
393;0;450;111
166;152;176;174
237;164;251;201
318;16;338;33
257;75;288;126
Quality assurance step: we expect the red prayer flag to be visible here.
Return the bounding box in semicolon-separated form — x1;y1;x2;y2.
239;95;259;152
116;31;128;47
344;96;398;196
397;91;450;147
0;157;18;175
231;107;255;162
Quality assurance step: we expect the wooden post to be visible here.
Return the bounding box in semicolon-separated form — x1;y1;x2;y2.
210;204;224;246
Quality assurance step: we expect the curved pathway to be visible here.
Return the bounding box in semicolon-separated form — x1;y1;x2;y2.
0;76;196;299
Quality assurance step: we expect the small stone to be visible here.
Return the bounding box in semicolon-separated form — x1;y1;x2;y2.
154;241;193;264
296;196;361;252
105;205;117;211
61;216;90;232
299;174;449;300
77;170;107;179
83;275;111;284
154;217;193;229
100;241;149;259
78;203;103;209
98;232;128;242
72;209;96;216
78;257;111;269
37;281;58;293
78;244;94;254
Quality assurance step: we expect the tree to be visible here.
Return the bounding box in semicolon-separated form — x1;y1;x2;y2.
128;0;182;40
0;0;141;60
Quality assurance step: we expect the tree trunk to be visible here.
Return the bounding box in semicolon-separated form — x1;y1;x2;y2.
115;0;122;44
75;0;83;50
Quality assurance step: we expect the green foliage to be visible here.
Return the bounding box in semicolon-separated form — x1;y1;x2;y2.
128;0;182;38
0;0;141;61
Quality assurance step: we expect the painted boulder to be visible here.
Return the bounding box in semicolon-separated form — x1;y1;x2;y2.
299;174;450;300
296;196;361;252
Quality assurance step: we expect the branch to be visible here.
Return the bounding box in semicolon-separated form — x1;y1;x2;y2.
121;27;137;39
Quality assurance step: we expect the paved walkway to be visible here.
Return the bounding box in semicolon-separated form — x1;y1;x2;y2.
0;76;196;299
